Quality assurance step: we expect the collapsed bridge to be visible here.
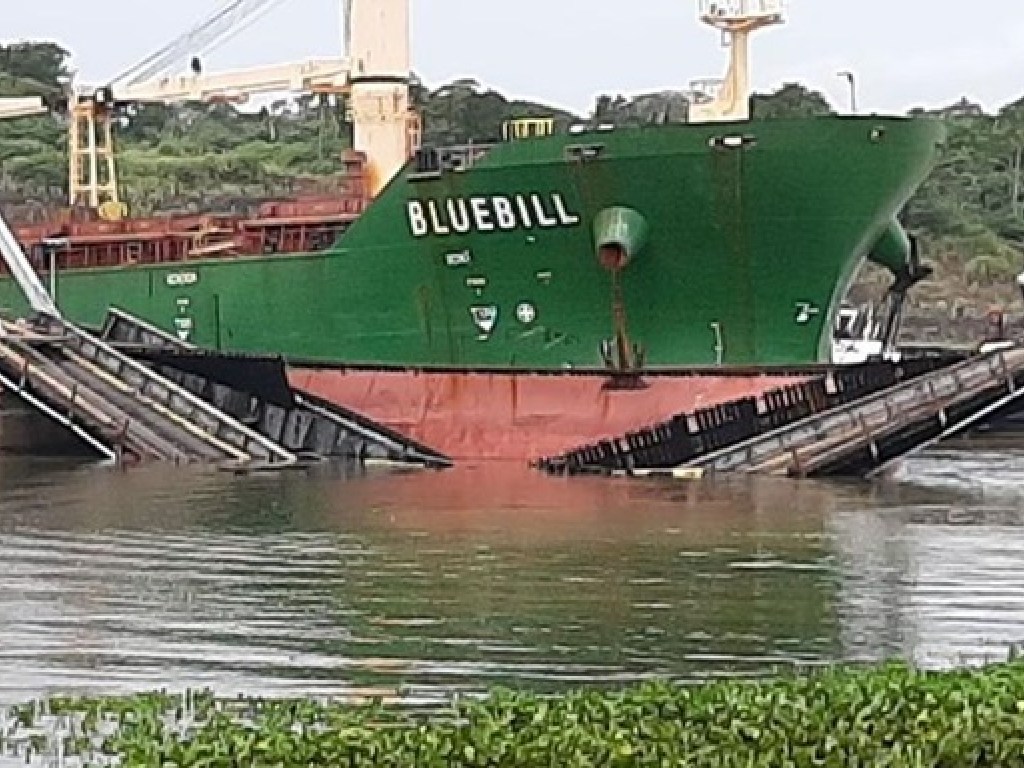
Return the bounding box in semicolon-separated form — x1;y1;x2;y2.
539;347;1024;480
0;211;450;470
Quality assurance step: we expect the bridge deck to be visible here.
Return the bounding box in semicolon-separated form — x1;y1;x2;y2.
692;345;1024;478
538;349;1023;480
0;316;297;465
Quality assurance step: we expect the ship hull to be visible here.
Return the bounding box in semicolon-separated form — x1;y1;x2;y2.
0;118;944;370
288;366;807;461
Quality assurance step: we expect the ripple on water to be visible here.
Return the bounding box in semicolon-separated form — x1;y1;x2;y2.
1;449;1024;704
832;446;1024;669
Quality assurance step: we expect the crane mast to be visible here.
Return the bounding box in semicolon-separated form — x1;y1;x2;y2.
68;102;119;215
347;0;418;196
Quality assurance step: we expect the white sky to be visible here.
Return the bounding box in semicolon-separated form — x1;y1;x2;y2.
4;0;1023;115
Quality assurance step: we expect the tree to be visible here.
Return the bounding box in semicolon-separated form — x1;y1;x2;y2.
751;83;834;119
996;97;1024;220
420;81;574;146
589;92;689;126
0;42;70;99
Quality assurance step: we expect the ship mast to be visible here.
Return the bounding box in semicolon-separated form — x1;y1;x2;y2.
347;0;419;196
689;0;785;123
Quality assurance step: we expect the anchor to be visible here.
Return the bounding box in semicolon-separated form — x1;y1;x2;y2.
879;234;932;360
599;255;648;390
594;206;649;390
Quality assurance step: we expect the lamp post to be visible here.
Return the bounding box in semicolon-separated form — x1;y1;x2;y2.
42;237;68;305
837;71;857;114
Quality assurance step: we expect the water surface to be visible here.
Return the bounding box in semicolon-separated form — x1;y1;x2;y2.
2;444;1024;706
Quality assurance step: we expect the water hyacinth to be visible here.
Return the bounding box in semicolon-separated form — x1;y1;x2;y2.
5;662;1024;766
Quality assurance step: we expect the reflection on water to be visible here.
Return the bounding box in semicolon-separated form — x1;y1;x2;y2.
835;440;1024;669
1;444;1024;706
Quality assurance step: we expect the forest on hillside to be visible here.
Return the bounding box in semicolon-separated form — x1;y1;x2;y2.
0;42;1022;307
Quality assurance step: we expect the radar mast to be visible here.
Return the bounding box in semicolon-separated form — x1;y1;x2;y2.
690;0;785;123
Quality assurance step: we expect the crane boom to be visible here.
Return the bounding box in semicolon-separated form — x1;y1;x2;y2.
70;0;417;213
0;97;47;120
110;58;350;105
113;0;286;88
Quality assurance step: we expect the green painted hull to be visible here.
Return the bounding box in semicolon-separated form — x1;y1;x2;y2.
2;117;943;370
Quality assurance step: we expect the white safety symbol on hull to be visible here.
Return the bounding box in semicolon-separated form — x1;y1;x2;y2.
174;319;193;342
470;305;499;337
516;302;537;325
175;298;193;342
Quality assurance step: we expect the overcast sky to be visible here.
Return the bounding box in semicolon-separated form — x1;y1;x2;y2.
5;0;1023;115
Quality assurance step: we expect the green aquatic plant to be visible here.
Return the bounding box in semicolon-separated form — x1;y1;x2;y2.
9;662;1024;766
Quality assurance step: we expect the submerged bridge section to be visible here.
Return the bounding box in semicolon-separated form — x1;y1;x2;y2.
0;204;293;465
540;348;1024;479
691;345;1024;478
0;208;449;468
101;308;452;469
0;315;297;465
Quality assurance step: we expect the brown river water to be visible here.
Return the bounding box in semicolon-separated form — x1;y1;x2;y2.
2;441;1024;707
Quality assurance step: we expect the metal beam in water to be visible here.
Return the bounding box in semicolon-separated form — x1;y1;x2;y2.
101;308;453;468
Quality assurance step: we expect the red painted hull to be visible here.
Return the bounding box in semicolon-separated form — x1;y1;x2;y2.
288;368;809;462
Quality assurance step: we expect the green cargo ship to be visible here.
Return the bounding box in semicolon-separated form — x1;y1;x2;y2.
1;2;946;460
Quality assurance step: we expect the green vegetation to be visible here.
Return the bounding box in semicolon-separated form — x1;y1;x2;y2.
0;43;1021;297
0;48;576;217
906;98;1024;297
7;661;1024;765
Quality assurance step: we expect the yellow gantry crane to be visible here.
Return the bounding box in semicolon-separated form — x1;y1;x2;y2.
69;0;418;219
69;59;352;220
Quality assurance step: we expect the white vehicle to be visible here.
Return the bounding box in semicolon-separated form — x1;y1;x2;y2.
831;302;896;365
